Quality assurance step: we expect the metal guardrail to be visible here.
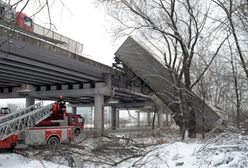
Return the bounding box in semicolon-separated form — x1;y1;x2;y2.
0;17;84;55
33;23;84;55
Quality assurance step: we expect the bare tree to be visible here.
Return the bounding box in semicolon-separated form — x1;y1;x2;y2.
228;40;241;129
99;0;229;138
213;0;248;80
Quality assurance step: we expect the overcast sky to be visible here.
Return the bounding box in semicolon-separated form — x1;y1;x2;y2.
22;0;118;66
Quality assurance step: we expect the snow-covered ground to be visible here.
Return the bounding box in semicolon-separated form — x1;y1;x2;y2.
1;131;248;168
0;153;69;168
116;141;203;168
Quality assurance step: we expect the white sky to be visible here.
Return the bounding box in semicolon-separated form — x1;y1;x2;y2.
22;0;119;66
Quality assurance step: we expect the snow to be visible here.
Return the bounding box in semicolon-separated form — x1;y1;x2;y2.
117;141;203;168
1;132;248;168
0;153;69;168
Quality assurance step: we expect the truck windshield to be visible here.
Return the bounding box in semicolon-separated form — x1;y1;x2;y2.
24;16;32;27
71;117;76;124
78;118;83;123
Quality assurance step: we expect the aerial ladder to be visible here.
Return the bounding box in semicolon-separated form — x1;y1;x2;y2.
0;102;52;140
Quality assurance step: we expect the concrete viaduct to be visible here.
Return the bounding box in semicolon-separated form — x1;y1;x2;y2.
0;23;156;133
0;21;223;134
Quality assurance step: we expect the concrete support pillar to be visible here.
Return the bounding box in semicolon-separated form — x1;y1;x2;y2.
137;111;140;127
94;94;104;133
147;112;151;126
26;97;35;107
158;112;163;128
116;109;120;128
72;106;77;114
165;113;169;127
103;73;112;88
111;106;117;130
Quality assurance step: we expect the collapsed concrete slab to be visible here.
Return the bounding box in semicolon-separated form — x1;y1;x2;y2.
115;36;225;130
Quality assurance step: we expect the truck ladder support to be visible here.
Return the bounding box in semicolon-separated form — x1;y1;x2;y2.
0;102;53;140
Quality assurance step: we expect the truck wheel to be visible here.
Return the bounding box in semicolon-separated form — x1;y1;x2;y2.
133;78;143;87
9;143;17;152
74;128;81;136
141;85;151;95
47;136;60;147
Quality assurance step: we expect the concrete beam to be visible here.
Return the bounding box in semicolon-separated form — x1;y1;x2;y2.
0;60;88;82
0;53;99;81
103;73;112;89
0;65;75;83
108;101;154;109
0;85;112;100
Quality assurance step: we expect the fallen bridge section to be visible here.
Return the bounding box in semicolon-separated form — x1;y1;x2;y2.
115;36;223;130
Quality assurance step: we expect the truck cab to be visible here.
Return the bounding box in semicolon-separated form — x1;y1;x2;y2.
67;114;84;136
16;12;34;32
38;103;85;136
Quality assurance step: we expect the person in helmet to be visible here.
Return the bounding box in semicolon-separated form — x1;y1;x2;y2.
57;95;66;116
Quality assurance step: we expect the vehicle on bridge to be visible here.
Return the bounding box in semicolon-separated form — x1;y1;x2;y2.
15;12;34;32
0;0;85;55
0;101;84;149
0;1;33;32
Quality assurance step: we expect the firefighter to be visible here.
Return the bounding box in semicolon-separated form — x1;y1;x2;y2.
57;95;66;115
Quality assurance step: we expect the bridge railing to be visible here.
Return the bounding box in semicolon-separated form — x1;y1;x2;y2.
33;23;84;55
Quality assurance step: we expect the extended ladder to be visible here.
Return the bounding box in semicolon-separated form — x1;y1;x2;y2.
0;102;53;140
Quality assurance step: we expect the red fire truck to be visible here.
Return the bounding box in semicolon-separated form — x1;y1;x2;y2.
16;12;34;32
0;102;84;149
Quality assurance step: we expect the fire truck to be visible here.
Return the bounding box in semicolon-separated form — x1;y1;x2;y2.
0;102;84;149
